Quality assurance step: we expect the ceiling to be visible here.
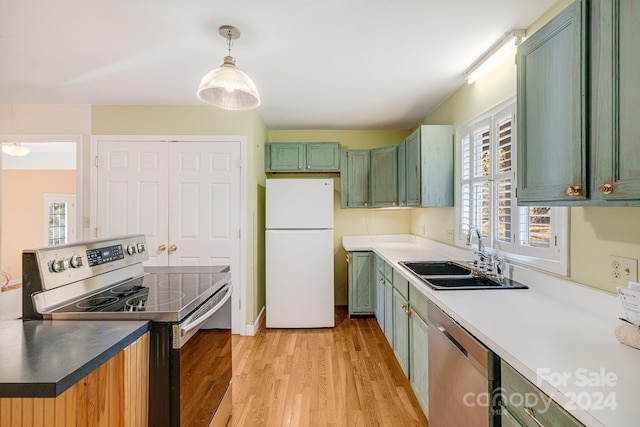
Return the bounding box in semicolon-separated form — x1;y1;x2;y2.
0;0;556;130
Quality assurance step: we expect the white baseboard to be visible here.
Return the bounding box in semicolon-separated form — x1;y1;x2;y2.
244;306;265;336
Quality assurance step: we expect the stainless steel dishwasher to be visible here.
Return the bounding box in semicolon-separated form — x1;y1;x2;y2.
428;300;500;427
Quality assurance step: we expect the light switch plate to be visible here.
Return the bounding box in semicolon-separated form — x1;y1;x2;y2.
610;255;638;285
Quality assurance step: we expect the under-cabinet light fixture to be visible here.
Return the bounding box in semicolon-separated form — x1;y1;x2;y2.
464;29;526;84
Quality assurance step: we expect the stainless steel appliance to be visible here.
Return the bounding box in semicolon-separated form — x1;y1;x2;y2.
428;300;500;427
22;235;232;427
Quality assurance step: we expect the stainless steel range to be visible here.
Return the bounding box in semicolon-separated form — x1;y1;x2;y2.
22;234;232;427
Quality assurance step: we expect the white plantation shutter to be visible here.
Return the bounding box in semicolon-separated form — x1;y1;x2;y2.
456;98;568;276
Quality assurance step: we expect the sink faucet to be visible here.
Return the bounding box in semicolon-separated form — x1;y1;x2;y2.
467;227;487;272
466;227;485;254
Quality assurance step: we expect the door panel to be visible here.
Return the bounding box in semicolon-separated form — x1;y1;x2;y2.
97;141;169;266
169;142;240;270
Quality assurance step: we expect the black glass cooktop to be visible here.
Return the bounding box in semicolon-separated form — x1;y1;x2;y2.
50;268;230;322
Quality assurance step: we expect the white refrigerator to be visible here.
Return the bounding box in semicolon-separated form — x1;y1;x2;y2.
265;178;335;328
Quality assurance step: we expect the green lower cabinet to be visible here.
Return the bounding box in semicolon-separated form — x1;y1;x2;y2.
501;360;584;427
375;265;385;330
348;252;375;315
384;277;393;344
392;288;409;377
409;311;429;418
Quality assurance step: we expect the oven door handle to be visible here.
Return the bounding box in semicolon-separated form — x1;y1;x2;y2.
181;283;233;336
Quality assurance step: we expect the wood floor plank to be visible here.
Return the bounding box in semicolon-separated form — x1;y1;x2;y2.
231;307;428;427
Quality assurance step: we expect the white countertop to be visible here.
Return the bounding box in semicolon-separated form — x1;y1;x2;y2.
342;234;639;427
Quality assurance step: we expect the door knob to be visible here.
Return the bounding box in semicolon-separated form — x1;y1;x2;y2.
158;244;167;252
169;244;178;252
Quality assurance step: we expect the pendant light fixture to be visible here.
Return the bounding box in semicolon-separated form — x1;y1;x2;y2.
197;25;261;111
2;142;31;157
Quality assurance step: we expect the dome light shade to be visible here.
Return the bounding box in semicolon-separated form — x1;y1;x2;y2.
197;26;261;111
197;56;261;110
2;142;31;157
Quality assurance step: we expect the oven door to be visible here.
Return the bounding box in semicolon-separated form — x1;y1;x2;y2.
171;282;232;427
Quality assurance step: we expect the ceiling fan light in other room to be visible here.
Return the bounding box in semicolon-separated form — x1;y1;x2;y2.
197;25;261;111
2;142;31;157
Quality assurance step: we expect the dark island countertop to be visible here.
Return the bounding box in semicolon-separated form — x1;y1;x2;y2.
0;319;149;398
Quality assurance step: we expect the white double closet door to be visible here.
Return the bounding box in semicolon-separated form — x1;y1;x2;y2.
95;137;242;330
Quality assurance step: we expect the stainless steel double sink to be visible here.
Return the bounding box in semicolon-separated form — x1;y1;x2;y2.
398;260;528;290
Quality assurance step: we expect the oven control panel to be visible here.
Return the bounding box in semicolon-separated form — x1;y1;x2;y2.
24;234;149;291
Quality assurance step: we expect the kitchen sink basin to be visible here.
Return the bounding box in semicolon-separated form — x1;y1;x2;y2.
398;260;528;290
399;261;473;277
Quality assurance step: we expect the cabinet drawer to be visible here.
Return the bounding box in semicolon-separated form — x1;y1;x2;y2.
409;283;429;321
392;269;409;300
501;361;584;427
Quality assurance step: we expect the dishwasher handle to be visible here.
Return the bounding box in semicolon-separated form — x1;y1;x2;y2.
438;325;468;358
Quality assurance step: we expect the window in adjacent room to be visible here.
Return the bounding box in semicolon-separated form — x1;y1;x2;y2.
44;194;77;246
455;97;568;275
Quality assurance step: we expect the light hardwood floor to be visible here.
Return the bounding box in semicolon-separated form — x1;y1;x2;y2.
231;307;428;427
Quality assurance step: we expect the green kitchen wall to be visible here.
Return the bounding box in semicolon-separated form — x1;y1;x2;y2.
412;0;640;294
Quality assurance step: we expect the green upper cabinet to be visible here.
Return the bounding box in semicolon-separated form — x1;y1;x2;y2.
341;150;370;208
265;142;341;172
591;0;640;203
397;125;454;207
397;140;407;207
265;143;305;172
516;0;587;204
305;143;341;171
370;145;398;207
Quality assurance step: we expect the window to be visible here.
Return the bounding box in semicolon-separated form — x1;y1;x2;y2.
44;194;77;246
456;98;568;275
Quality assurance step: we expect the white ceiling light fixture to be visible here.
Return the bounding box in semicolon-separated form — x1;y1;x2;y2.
197;25;261;111
2;142;31;157
464;29;526;85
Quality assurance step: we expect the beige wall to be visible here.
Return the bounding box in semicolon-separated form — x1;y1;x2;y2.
413;0;640;294
267;130;412;305
2;170;76;278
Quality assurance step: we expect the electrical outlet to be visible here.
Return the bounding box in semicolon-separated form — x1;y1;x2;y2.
609;255;638;285
446;228;454;240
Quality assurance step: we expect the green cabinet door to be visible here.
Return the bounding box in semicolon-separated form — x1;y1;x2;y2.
405;130;422;206
409;311;429;418
398;125;453;207
392;287;409;377
374;256;385;330
591;0;640;203
370;145;398;207
265;143;305;171
384;274;393;345
397;140;407;207
348;252;375;315
305;142;341;171
516;0;587;204
340;150;370;208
